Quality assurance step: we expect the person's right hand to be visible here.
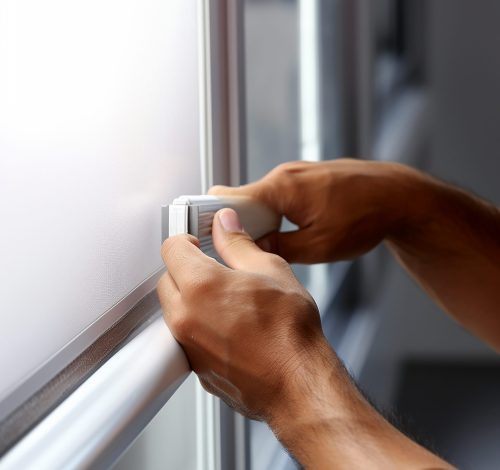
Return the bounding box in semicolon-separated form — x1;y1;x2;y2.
209;159;419;264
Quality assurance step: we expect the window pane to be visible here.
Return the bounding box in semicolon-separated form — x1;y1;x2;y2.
0;0;200;405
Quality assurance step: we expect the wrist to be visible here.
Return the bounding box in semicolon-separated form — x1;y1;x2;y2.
266;336;452;469
378;162;438;243
266;339;375;461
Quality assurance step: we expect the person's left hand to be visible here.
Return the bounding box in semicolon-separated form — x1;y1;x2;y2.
157;208;332;422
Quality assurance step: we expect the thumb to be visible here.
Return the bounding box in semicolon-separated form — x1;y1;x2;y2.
212;208;270;273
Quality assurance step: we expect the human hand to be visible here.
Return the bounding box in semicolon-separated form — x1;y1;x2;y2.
157;208;333;421
209;159;416;264
158;207;455;470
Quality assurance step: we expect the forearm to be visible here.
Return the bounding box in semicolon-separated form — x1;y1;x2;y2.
209;159;500;340
383;165;500;349
268;342;453;469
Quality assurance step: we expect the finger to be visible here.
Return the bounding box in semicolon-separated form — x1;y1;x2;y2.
209;180;282;214
258;230;312;264
157;272;180;322
255;233;274;253
161;234;225;291
208;182;260;198
208;184;243;196
212;208;288;276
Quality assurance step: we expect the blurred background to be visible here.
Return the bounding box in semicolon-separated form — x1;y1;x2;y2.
115;1;500;469
243;1;500;469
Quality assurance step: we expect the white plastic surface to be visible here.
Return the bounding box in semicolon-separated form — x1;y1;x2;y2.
0;0;200;403
170;195;281;240
0;316;191;470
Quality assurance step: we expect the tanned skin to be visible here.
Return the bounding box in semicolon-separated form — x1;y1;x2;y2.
158;159;500;469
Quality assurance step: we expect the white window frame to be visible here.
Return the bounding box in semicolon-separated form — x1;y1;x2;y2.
0;1;248;469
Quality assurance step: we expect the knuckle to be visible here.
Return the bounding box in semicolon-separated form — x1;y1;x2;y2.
266;253;290;271
185;234;200;246
161;235;184;261
268;162;310;198
161;234;199;262
271;161;305;179
169;314;193;343
184;273;215;298
160;237;175;261
208;184;228;195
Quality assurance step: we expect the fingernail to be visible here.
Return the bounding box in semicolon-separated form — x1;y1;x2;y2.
218;209;244;233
